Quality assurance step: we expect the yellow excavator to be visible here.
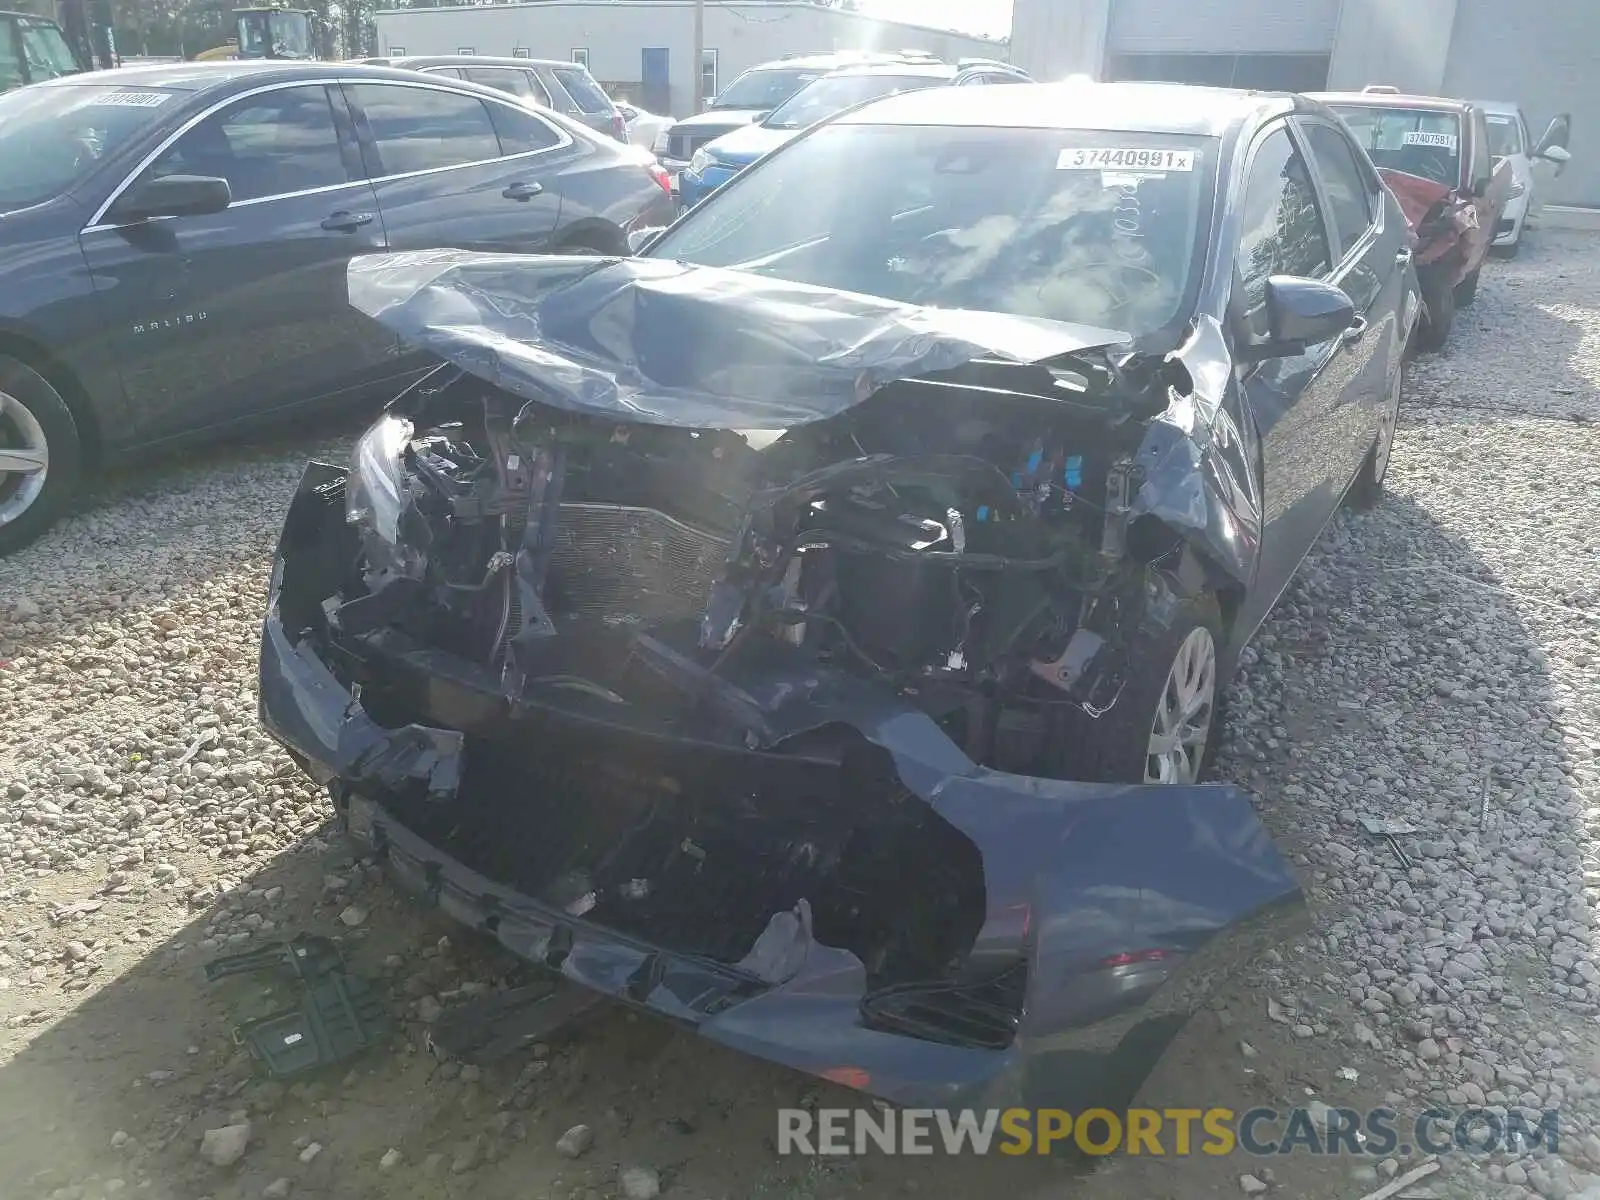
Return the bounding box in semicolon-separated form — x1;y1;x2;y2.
194;6;312;61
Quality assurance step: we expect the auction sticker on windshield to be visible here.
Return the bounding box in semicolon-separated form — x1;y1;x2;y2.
87;91;171;108
1401;131;1457;149
1058;147;1195;172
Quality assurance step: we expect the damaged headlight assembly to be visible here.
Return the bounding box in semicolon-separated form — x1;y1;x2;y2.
346;414;413;544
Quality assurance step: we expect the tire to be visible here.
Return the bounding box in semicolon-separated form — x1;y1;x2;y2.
1050;592;1227;785
1416;268;1455;352
1348;356;1405;510
0;355;83;557
1453;266;1481;307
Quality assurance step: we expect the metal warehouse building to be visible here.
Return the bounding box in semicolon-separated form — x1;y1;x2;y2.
372;1;1006;120
1011;0;1598;205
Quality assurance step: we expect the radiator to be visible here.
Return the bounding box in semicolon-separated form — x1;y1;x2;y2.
549;502;729;622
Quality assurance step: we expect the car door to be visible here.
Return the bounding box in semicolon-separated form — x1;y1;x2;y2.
78;81;398;445
342;79;569;254
1296;117;1404;490
1230;123;1359;642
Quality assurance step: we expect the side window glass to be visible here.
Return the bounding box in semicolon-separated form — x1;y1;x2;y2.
522;69;553;106
149;84;348;204
1236;127;1332;330
486;101;562;155
419;66;463;79
461;67;531;99
347;83;502;175
0;25;24;90
1302;123;1373;255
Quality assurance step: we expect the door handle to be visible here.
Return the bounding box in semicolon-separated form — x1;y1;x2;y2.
321;211;375;232
502;181;543;201
1395;246;1413;267
1341;315;1369;344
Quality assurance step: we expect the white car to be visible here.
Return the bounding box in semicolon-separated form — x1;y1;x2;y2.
615;100;671;152
1478;100;1572;257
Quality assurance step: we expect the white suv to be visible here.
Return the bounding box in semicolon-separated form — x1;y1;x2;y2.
1478;100;1572;257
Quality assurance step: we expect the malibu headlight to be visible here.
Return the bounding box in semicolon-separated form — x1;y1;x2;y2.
689;147;715;176
345;414;414;545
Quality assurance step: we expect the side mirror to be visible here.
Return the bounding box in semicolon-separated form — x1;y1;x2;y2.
1243;276;1357;360
108;174;232;223
1542;144;1572;165
1535;116;1570;155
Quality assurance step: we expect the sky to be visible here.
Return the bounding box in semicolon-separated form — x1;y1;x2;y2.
859;0;1014;38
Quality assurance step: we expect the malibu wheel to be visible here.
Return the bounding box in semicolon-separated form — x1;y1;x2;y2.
0;355;82;556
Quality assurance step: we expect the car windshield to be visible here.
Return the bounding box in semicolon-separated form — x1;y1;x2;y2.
0;83;181;210
648;123;1213;338
1331;104;1462;185
1485;113;1524;157
710;67;823;111
17;17;82;79
762;73;943;130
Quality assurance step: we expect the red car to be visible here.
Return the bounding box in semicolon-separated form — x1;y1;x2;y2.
1311;86;1512;350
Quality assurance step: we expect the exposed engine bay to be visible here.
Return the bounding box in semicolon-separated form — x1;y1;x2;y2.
261;250;1281;1054
342;348;1202;783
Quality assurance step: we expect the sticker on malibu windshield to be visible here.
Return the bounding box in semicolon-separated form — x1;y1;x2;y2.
88;91;171;108
1401;130;1457;149
1058;147;1195;172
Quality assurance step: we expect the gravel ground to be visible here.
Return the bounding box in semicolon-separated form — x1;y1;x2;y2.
1;231;1599;1200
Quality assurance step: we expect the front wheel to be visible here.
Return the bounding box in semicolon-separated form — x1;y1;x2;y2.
0;356;83;557
1454;266;1481;307
1051;593;1227;785
1416;268;1456;352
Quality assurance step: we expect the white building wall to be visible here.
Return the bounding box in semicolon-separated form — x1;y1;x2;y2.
1007;0;1108;81
1326;0;1458;94
373;2;1007;118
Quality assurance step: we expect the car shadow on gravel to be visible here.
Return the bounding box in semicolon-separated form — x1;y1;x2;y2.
0;486;1594;1200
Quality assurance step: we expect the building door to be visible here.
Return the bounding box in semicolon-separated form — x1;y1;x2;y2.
641;47;669;116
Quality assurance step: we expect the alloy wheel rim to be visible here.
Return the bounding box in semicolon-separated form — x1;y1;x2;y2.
1145;625;1218;785
0;390;49;528
1373;365;1402;485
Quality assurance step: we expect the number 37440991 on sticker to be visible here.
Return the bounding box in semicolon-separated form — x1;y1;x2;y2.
1057;147;1196;172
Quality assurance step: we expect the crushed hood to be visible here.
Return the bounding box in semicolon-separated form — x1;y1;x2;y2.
346;250;1132;430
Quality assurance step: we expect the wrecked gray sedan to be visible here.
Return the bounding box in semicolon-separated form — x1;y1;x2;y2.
256;84;1360;1109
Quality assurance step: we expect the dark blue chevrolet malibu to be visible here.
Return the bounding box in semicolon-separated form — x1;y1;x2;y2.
0;60;675;554
258;81;1421;1113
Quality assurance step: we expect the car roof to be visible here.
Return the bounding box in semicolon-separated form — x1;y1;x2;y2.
1308;91;1471;114
823;62;964;80
28;59;446;92
748;51;923;73
837;79;1296;136
1474;99;1524;117
381;54;574;70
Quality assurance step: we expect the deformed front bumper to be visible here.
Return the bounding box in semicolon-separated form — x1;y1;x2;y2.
260;462;1306;1109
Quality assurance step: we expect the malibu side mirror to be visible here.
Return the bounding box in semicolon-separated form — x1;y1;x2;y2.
1241;276;1357;361
108;174;232;224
